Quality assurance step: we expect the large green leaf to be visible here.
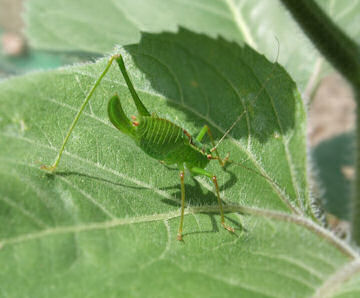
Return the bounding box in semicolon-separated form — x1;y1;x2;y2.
24;0;360;92
0;30;358;297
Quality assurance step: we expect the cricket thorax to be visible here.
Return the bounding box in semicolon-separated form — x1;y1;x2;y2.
136;116;209;168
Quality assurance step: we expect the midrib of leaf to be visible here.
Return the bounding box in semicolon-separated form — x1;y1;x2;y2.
333;0;359;22
224;0;258;49
304;57;324;99
0;157;357;260
1;125;355;259
170;0;231;19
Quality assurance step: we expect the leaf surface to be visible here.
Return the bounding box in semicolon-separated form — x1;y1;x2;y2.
0;29;358;298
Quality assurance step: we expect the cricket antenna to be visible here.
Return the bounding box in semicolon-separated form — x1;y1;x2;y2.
210;111;246;152
226;158;272;182
211;37;281;153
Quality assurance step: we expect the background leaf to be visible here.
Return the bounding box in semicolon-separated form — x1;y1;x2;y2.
0;29;358;297
312;132;354;220
23;0;360;92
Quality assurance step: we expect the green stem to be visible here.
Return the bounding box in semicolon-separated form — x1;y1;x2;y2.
280;0;360;86
279;0;360;244
354;92;360;244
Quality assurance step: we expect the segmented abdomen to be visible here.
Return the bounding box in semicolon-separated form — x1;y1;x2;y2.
136;116;185;161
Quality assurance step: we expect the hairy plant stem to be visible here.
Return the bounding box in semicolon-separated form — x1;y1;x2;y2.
355;92;360;244
279;0;360;245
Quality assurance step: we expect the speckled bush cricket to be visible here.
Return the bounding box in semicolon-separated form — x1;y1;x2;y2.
42;52;277;240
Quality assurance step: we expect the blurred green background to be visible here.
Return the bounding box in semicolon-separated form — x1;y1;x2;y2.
0;0;94;78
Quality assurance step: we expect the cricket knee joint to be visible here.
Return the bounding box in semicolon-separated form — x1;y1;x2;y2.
180;171;185;181
221;153;230;167
212;175;218;185
110;53;121;61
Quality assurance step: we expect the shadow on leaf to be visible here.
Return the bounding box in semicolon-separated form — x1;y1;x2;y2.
124;28;297;144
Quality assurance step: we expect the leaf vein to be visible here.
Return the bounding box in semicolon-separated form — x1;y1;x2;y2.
0;195;48;229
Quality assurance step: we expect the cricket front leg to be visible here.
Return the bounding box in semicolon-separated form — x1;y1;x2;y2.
195;125;229;167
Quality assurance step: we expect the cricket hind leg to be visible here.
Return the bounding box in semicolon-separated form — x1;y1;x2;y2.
114;55;150;117
107;94;137;137
189;166;235;234
41;53;149;172
41;54;121;172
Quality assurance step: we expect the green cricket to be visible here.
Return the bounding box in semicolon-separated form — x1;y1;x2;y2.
41;54;263;240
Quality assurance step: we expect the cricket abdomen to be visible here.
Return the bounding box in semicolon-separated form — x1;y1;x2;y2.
136;116;209;168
